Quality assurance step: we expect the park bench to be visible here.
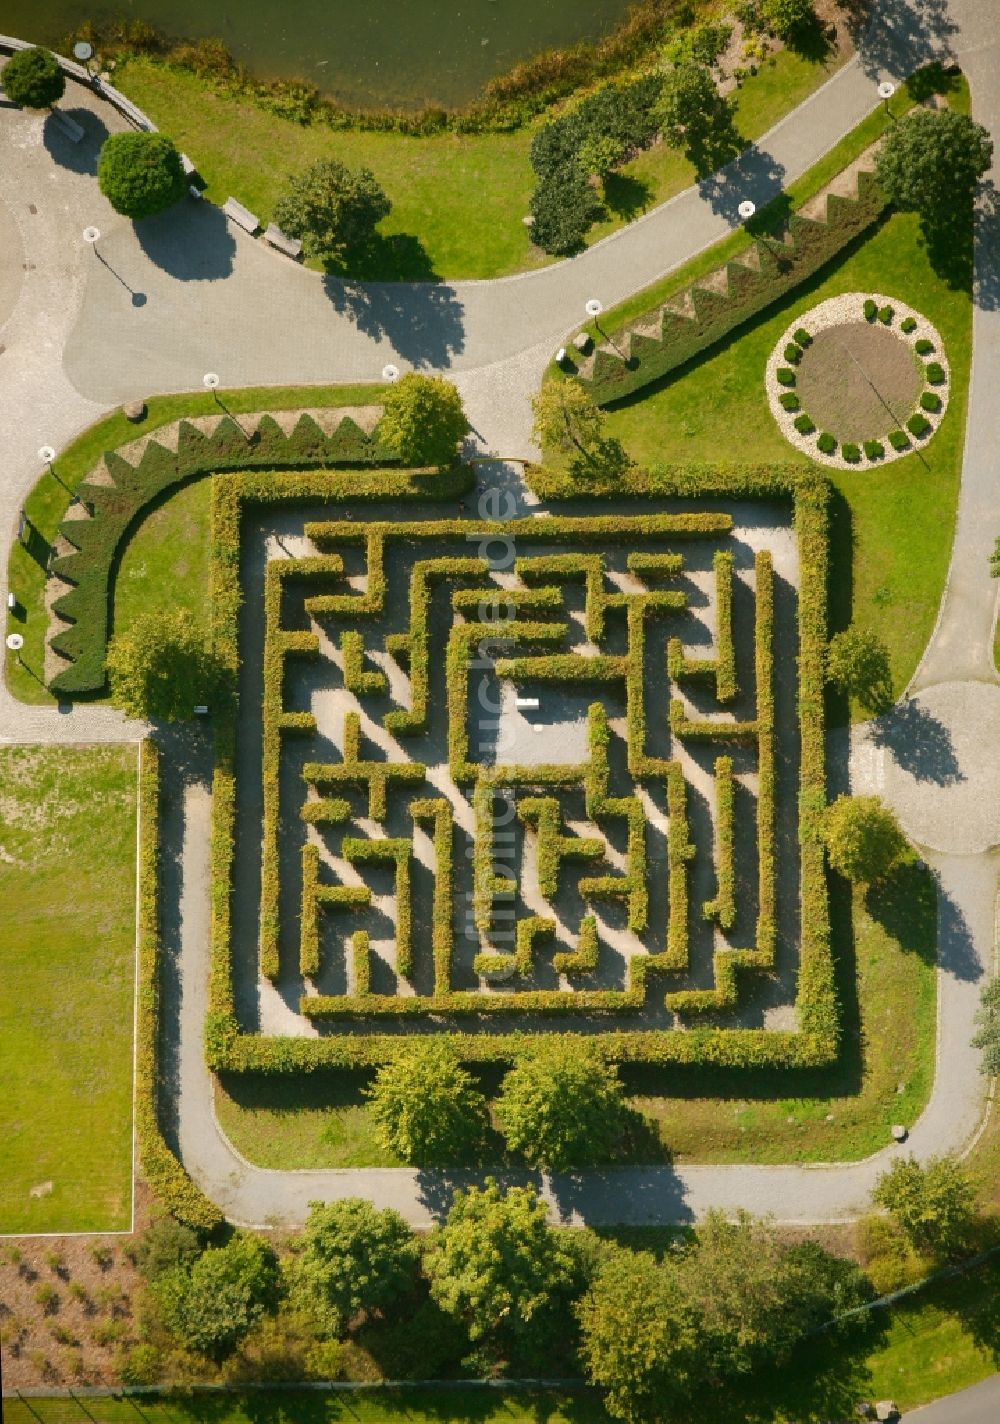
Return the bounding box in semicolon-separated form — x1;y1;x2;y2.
264;223;303;260
222;197;260;235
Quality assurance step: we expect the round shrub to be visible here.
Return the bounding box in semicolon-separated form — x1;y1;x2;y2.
529;163;599;255
793;327;812;347
783;343;801;364
864;439;885;460
915;338;934;355
900;316;917;334
776;367;796;387
2;46;65;108
98;132;187;219
920;391;942;413
925;361;946;384
877;304;893;325
816;431;837;455
888;429;910;451
842;442;861;463
907;412;931;438
794;413;815;434
863;298;877;321
779;392;800;412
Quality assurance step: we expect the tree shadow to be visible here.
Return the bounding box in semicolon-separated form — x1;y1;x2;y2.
325;230;443;283
850;0;959;82
134;199;237;280
602;170;654;222
695;141;787;223
42;106;109;175
974;182;1000;313
321;273;466;369
934;873;984;984
869;697;964;786
783;13;835;63
865;860;937;966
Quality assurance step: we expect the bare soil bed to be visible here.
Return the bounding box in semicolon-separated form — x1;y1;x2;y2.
796;322;922;440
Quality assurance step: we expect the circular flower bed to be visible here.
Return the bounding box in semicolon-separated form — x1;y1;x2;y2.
765;293;949;469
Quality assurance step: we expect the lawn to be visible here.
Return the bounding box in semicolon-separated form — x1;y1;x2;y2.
115;477;213;640
112;42;849;281
216;866;936;1170
0;745;138;1232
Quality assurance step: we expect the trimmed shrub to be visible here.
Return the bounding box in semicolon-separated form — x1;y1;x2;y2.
794;413;815;434
783;343;801;364
925;361;946;383
793;327;812;347
98;132;187;219
863;298;877;321
3;47;65;108
915;337;934;355
776;367;796;386
888;429;910;451
816;432;837;455
841;442;861;463
907;412;931;438
900;316;917;333
919;391;942;413
779;392;800;412
864;439;885;460
529;162;599;253
877;304;893;324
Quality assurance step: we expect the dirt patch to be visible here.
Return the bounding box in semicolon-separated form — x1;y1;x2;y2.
796;322;923;440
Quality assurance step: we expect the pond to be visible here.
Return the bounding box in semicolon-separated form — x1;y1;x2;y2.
5;0;637;110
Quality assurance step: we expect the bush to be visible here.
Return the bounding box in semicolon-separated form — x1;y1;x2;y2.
816;432;837;455
98;132;186;219
529;161;599;253
915;337;934;355
972;978;1000;1076
793;412;815;434
136;1216;202;1281
874;108;993;222
495;1041;629;1169
2;46;65;107
826;625;892;713
153;1235;280;1358
793;327;812;346
290;1199;419;1337
907;412;931;438
900;316;917;333
920;391;942;412
271;159;391;259
888;429;910;451
863;298;877;321
779;391;800;411
823;795;911;884
841;442;861;463
864;439;885;460
759;0;817;39
365;1039;490;1165
107;608;233;721
376;373;468;467
877;304;893;324
783;343;801;363
925;360;946;383
872;1156;977;1259
776;367;796;386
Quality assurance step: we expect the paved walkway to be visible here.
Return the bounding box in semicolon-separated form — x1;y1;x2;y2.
0;0;997;1227
903;1373;1000;1423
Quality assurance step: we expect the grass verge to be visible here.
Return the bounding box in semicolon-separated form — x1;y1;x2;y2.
0;744;137;1232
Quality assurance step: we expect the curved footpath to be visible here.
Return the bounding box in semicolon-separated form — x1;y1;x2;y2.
0;0;997;1224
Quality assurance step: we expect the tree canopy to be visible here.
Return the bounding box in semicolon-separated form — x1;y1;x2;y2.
826;625;893;713
98;132;187;220
153;1235;279;1358
972;977;1000;1077
495;1041;629;1169
365;1039;490;1165
873;1155;977;1259
376;372;468;467
423;1180;576;1342
290;1198;418;1337
823;795;912;884
107;609;232;721
3;47;65;108
759;0;817;40
272;159;391;260
874;109;993;222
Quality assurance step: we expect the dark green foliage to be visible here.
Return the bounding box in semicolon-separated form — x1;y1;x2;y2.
842;442;861;463
907;412;931;437
920;391;942;412
816;431;837;454
900;316;917;333
153;1235;279;1358
759;0;817;39
888;429;910;451
365;1039;490;1165
783;342;801;363
135;1216;202;1281
873;1156;977;1259
925;360;946;383
2;46;65;107
290;1198;418;1337
777;367;796;386
779;391;800;411
972;978;1000;1075
794;412;816;434
98;132;186;219
864;439;885;460
863;298;877;321
271;159;391;259
826;625;892;713
875;108;993;221
793;326;812;346
915;337;934;355
494;1042;629;1169
528;161;600;254
877;304;893;324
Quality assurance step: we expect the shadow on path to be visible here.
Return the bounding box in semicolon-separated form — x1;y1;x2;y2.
850;0;959;80
934;873;984;984
42;107;108;176
135;200;237;280
696;143;786;223
870;697;964;786
322;276;466;368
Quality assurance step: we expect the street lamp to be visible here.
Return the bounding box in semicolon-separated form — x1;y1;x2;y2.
203;372;221;392
73;40;97;81
82;226;101;254
38;446;56;467
6;633;24;656
585;298;602;320
878;80;896;116
382;363;400;382
737;199;756;222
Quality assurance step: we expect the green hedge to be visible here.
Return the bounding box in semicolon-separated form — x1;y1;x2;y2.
578;171;886;406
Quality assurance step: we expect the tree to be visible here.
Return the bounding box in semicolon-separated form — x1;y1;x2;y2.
532;381;606;461
290;1198;418;1337
874;109;993;224
423;1179;576;1342
826;625;893;713
495;1041;629;1170
972;977;1000;1077
2;47;65;108
135;1215;202;1281
528;163;599;255
655;63;733;155
376;372;468;467
577;1249;702;1422
98;132;187;219
107;609;232;721
823;795;911;885
153;1234;279;1358
872;1155;977;1258
366;1039;489;1165
272;159;390;260
577;132;627;182
760;0;816;39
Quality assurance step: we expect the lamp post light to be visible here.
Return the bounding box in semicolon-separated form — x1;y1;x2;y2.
203;372;221;411
6;632;24;659
878;80;896;116
382;363;400;383
82;226;101;256
73;40;97;81
38;446;56;467
737;199;756;222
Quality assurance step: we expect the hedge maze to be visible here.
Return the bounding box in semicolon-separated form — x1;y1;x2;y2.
205;467;836;1074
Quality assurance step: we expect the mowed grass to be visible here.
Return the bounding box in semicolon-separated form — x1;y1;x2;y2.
0;745;138;1232
113;44;847;281
115;478;213;640
602;208;972;699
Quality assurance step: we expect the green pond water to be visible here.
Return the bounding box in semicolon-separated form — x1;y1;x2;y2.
5;0;636;109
